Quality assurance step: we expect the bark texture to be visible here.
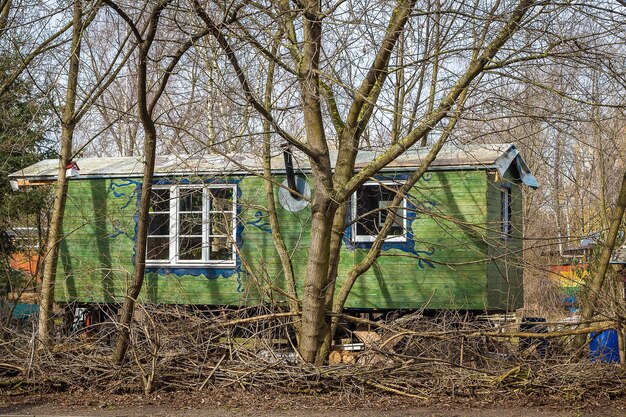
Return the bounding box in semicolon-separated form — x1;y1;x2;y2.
36;0;83;349
111;0;169;366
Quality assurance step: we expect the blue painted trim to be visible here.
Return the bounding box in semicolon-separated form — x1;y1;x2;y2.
119;177;245;292
108;180;140;241
343;172;437;269
145;265;241;286
110;179;141;209
246;210;272;233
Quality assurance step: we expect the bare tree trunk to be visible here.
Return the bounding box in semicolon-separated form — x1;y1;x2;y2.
553;134;566;253
297;1;336;364
391;33;405;145
36;0;83;349
420;0;440;147
581;169;626;322
260;39;300;324
111;2;166;366
592;77;610;230
111;108;158;364
0;0;11;34
299;195;335;363
110;0;208;366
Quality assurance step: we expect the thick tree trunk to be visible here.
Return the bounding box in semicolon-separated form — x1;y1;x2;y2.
316;201;349;360
37;0;82;349
297;1;337;364
299;194;336;363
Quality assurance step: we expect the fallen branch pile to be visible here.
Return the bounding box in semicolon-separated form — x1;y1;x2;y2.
1;306;624;402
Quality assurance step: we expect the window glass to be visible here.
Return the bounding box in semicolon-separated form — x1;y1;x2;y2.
355;183;405;240
147;188;171;260
209;188;233;211
150;188;170;213
179;188;203;211
148;213;170;236
179;213;203;235
208;189;234;261
209;212;233;236
147;237;169;260
210;237;232;260
147;185;235;264
179;236;203;260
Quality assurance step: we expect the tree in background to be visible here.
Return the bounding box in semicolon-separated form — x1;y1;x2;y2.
0;52;52;309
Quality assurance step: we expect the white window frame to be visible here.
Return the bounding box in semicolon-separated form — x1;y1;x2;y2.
146;184;237;267
352;180;408;243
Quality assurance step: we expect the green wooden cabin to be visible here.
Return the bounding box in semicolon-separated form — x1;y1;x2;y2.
9;143;538;312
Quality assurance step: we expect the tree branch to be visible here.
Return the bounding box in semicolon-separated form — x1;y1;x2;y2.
193;0;312;158
341;0;537;199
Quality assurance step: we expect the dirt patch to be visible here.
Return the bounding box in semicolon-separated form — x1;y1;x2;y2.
2;390;626;417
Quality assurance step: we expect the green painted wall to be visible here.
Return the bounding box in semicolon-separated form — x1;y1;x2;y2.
57;179;135;304
338;171;490;310
55;169;524;311
486;171;524;311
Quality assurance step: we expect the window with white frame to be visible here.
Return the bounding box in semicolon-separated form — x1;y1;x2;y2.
500;185;512;239
352;181;407;242
146;185;236;265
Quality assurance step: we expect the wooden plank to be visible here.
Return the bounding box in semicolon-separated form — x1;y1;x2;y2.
53;170;523;311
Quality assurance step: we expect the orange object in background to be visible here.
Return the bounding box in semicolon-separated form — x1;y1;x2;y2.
549;264;589;287
9;249;39;276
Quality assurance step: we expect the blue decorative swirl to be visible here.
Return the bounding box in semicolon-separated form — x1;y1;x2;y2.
246;210;272;233
343;173;437;269
107;219;131;239
110;179;141;210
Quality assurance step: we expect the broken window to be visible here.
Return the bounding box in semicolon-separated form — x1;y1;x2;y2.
352;181;407;242
147;185;236;265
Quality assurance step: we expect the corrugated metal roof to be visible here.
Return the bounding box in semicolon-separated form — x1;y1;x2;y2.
9;143;538;187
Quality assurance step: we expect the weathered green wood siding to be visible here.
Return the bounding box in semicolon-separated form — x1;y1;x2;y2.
338;171;490;310
55;169;524;311
486;171;524;311
57;179;136;303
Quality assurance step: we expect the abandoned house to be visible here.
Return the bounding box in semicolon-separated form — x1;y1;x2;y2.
9;143;538;312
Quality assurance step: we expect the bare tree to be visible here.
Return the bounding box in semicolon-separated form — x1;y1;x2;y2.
37;0;140;347
103;0;210;366
189;0;549;363
37;0;86;348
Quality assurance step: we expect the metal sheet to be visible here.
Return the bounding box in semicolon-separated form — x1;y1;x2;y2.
9;143;537;187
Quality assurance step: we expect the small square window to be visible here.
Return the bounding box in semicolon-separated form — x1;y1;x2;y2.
353;182;407;242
